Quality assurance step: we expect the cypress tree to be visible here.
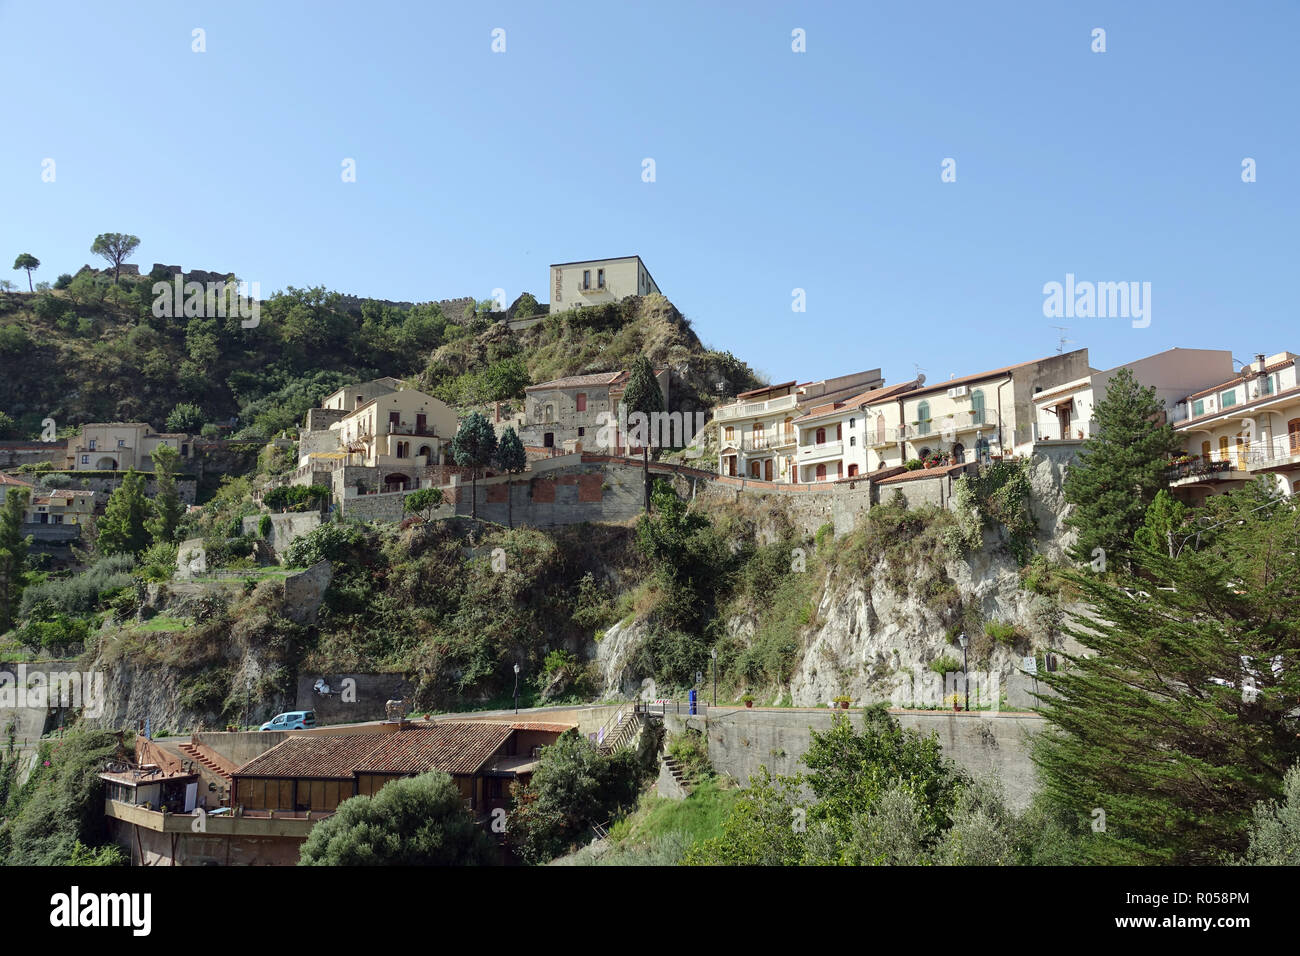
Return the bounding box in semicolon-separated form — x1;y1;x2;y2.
451;412;497;520
97;469;150;555
621;356;664;512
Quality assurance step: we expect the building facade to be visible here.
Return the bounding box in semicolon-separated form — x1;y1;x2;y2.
549;256;660;312
715;369;885;482
794;381;923;482
517;368;671;454
66;424;193;472
1165;351;1300;503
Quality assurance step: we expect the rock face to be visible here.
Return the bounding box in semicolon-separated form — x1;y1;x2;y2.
595;617;656;700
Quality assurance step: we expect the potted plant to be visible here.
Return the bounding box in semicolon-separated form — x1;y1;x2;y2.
741;693;754;709
833;694;852;710
947;692;962;712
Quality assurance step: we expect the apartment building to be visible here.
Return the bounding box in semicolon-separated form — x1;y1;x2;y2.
715;368;885;482
1165;351;1300;503
66;423;193;472
793;381;923;482
549;256;661;312
853;350;1092;472
1029;348;1235;444
25;488;96;526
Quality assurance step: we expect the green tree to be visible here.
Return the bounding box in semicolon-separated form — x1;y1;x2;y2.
0;411;17;440
165;402;205;435
506;731;645;864
511;292;541;318
12;254;39;292
493;426;527;528
90;233;140;284
403;487;444;522
298;771;493;865
97;469;151;555
1240;763;1300;865
621;356;664;512
145;445;183;545
1035;485;1300;864
684;765;807;865
451;412;497;520
1133;488;1190;558
0;488;32;631
1062;366;1181;566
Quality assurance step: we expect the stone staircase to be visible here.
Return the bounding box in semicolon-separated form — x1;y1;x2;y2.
597;709;645;755
178;739;238;800
660;753;694;796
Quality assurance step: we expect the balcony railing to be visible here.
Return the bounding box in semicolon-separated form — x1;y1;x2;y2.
714;394;799;421
799;439;843;459
730;432;796;451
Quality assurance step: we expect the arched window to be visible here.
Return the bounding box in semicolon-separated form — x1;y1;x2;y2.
848;418;855;429
836;423;843;441
815;463;826;481
815;427;826;445
848;464;859;477
876;415;886;444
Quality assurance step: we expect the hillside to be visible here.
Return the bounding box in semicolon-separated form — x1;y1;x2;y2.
0;278;759;447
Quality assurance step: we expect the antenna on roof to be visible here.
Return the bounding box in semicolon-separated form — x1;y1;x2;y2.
1050;326;1073;354
913;363;926;381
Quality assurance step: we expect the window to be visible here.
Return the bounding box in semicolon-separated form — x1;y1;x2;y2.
80;455;89;464
836;423;842;441
849;436;856;447
917;401;930;435
1261;375;1274;396
117;439;125;447
1192;399;1205;417
815;427;826;445
1201;440;1211;460
576;393;587;412
848;464;859;477
815;463;826;481
582;270;591;290
876;415;885;444
971;390;986;425
88;439;96;450
578;427;585;437
597;268;605;289
1222;389;1237;409
849;418;855;429
724;427;734;442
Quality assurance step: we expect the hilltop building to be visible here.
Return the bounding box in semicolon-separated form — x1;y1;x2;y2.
549;256;661;312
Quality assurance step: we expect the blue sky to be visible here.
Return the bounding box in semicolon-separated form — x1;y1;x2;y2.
2;1;1295;386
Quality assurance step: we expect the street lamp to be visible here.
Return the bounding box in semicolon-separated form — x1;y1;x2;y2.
513;663;521;715
956;633;969;711
710;647;717;707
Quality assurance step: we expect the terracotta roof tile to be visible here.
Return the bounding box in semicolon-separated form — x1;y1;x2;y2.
526;371;625;392
232;723;514;780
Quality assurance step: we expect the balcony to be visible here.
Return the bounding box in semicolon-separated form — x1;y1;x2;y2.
799;439;843;461
1164;456;1248;486
714;393;800;421
735;432;795;452
1246;436;1300;472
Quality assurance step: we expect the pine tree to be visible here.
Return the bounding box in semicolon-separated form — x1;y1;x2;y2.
451;412;497;520
493;426;527;528
1034;483;1300;864
621;356;664;512
145;445;183;545
0;488;32;631
97;469;150;555
1063;366;1181;566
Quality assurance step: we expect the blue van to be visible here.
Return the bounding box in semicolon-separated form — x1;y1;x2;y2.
260;710;317;731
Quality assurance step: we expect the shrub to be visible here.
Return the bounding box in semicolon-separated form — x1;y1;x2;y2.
19;554;136;617
258;515;272;538
929;655;962;676
283;522;363;568
983;619;1019;646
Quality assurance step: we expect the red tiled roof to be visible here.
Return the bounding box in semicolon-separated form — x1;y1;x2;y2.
232;723;514;780
907;352;1083;399
1182;358;1296;401
0;473;34;487
526;371;625;392
736;381;797;400
796;380;922;423
876;462;971;485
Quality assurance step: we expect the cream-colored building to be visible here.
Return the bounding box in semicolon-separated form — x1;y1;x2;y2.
1029;348;1235;444
294;388;459;492
0;472;34;506
853;350;1092;473
1166;351;1300;503
66;424;193;472
715;369;885;482
25;489;96;526
319;377;407;412
549;256;660;312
